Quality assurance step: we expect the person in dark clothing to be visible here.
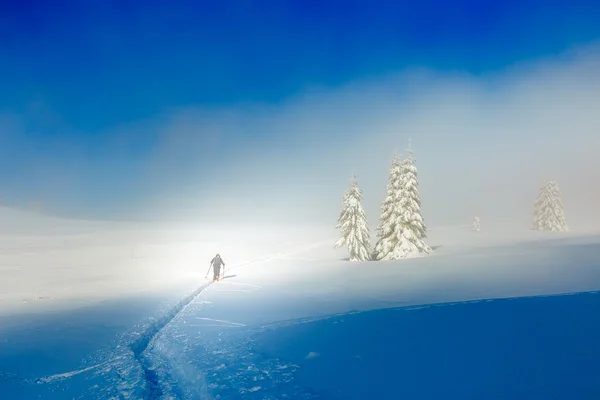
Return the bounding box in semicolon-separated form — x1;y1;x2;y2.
209;254;225;281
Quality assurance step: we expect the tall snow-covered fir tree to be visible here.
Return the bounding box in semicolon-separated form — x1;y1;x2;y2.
334;175;372;261
394;147;431;258
472;216;481;231
372;153;403;261
532;180;568;231
373;143;431;260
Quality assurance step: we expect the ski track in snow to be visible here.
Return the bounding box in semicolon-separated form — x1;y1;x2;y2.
134;241;330;399
32;284;215;398
28;241;330;399
129;282;214;400
196;317;247;327
37;359;119;383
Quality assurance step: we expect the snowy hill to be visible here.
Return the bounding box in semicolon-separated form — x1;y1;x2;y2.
130;234;600;399
1;208;600;398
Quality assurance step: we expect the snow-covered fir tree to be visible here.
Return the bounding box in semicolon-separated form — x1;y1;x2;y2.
334;175;372;261
532;180;568;231
394;147;431;258
373;143;431;260
372;153;403;261
472;216;481;231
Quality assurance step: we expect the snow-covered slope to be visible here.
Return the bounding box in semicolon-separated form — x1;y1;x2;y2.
127;233;600;399
2;207;600;399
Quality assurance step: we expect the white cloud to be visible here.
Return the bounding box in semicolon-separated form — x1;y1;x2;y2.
145;42;600;231
2;43;599;230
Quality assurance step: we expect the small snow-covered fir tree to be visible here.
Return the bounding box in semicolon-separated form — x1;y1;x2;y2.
393;147;431;258
472;216;481;231
372;153;403;261
532;180;568;231
334;175;372;261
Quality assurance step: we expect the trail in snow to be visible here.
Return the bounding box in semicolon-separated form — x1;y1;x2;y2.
196;317;247;327
26;240;332;398
37;359;119;383
137;241;331;399
129;282;214;399
129;242;329;399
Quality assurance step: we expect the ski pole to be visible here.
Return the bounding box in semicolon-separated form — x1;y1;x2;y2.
205;264;212;279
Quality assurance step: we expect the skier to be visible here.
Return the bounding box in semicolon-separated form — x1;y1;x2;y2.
207;253;225;282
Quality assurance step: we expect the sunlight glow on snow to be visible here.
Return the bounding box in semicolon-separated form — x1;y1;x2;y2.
0;207;332;317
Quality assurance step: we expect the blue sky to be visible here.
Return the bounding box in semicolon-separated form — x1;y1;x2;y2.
1;0;600;224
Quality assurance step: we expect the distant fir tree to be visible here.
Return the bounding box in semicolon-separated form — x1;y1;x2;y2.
372;153;403;261
472;216;481;232
532;181;568;231
394;147;431;258
334;175;372;261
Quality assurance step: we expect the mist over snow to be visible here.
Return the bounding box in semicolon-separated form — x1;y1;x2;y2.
1;44;600;231
127;42;600;231
1;43;599;317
